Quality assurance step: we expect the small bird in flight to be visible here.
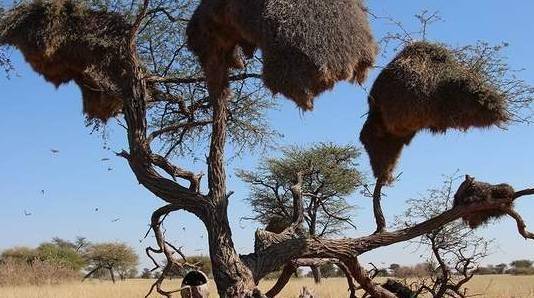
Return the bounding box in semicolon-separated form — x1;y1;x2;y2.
94;208;99;212
107;167;113;171
111;218;120;222
24;210;32;216
101;158;110;161
50;149;60;154
41;189;45;196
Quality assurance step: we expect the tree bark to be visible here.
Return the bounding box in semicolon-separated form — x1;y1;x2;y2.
265;263;296;298
206;208;257;297
310;266;322;284
373;182;386;233
109;267;116;284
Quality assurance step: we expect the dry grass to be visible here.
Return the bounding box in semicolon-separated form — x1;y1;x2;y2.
1;275;534;297
0;259;79;287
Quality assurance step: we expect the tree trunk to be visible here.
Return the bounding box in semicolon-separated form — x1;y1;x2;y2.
266;264;296;297
310;266;322;284
206;208;258;297
108;267;116;284
82;266;101;281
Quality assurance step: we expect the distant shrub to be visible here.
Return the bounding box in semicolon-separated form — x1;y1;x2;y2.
507;267;534;275
390;263;431;278
36;243;86;271
0;246;38;264
0;259;79;286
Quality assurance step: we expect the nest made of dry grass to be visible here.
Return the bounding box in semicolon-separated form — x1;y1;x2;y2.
0;0;131;121
187;0;378;110
453;176;515;228
360;41;509;183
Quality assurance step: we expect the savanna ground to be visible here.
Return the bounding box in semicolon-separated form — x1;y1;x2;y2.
1;276;534;298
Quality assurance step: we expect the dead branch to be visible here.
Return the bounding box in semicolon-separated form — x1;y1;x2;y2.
144;204;199;298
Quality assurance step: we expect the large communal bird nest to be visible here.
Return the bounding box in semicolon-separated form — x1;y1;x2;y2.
453;175;515;229
0;0;131;121
187;0;378;110
361;42;509;183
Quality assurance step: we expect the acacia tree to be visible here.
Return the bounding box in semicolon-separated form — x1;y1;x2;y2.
238;143;364;283
390;176;491;298
83;242;138;283
1;1;534;298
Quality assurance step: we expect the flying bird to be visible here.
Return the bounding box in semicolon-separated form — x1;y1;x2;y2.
111;218;120;222
94;208;99;212
107;167;113;171
50;149;60;154
41;189;45;196
24;210;32;216
100;158;110;161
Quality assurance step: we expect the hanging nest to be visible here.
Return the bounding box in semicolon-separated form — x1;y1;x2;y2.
360;42;509;183
187;0;378;110
0;0;131;121
453;175;515;229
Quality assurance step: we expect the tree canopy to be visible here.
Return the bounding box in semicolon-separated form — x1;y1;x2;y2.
238;143;364;237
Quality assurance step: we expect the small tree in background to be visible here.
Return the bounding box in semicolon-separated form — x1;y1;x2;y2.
141;268;153;279
391;176;491;297
36;243;86;272
83;242;138;283
508;260;534;275
238;143;364;283
0;247;37;264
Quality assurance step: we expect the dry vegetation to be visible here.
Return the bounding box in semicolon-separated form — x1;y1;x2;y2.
0;259;79;287
1;276;534;298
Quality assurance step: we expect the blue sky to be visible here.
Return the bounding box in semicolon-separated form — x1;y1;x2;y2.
1;0;533;270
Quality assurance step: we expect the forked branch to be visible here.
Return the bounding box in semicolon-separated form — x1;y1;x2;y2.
145;204;199;298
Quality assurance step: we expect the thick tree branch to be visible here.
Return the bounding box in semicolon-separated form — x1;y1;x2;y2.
265;263;296;298
150;154;202;192
341;257;396;298
506;208;534;240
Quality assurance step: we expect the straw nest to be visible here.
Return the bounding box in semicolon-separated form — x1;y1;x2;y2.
360;42;508;183
0;0;131;121
453;176;515;229
187;0;378;109
265;216;291;234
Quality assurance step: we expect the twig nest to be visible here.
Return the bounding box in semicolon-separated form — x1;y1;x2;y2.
265;216;291;234
181;270;209;298
0;0;131;121
453;175;515;228
187;0;377;110
361;42;509;183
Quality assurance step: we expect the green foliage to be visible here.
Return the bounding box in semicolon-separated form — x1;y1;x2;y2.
318;263;341;278
187;255;212;278
510;259;533;269
1;242;85;272
36;243;85;271
85;242;138;271
238;143;364;236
